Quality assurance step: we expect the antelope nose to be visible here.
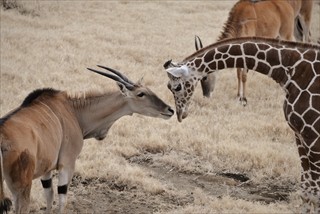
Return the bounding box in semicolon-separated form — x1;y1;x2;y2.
168;107;174;115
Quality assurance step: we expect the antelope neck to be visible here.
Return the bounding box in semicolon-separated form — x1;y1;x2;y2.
71;92;132;139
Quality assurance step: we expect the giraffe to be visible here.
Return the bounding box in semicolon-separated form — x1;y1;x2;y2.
199;0;314;105
164;37;320;213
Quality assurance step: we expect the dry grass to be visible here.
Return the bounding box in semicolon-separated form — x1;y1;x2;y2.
1;0;319;213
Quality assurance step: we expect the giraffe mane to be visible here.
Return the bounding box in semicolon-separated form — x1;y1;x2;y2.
182;37;320;63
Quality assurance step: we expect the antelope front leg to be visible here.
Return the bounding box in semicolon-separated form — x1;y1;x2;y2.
236;68;241;99
9;183;32;214
57;166;74;214
41;172;54;214
236;68;247;106
241;68;248;106
5;150;34;213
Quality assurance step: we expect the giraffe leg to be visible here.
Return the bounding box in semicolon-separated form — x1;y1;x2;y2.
294;135;312;213
295;134;320;213
311;187;320;214
315;198;320;214
300;192;312;214
308;137;320;213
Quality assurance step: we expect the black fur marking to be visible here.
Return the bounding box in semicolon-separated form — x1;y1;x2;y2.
0;197;12;213
163;59;172;69
58;185;68;194
0;108;21;127
250;0;264;3
21;88;59;107
41;178;52;189
0;88;60;127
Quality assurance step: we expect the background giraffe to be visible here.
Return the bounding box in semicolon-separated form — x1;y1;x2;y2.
165;37;320;213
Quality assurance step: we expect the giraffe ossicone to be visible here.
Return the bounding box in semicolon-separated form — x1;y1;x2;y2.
165;36;320;213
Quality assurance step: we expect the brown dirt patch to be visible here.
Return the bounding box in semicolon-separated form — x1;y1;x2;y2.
33;153;296;213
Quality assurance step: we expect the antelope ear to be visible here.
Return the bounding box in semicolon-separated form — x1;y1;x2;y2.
166;65;189;77
137;76;144;85
117;82;130;96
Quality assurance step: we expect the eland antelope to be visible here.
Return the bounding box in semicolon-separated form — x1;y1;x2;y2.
0;65;174;213
198;0;313;105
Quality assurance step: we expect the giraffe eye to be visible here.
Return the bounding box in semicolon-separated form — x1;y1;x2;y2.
174;84;182;92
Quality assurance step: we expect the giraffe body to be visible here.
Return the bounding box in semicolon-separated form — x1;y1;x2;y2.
165;37;320;213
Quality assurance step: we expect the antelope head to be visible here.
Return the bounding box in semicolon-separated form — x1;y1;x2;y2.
87;65;174;119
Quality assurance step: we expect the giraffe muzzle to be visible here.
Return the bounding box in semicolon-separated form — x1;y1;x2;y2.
177;110;188;122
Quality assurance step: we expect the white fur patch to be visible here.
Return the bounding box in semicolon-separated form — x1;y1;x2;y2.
166;65;189;77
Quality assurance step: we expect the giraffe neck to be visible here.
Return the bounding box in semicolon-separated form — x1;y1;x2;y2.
184;37;320;90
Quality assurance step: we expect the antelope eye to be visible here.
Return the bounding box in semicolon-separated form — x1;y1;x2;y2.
174;84;182;92
137;92;145;97
167;83;171;90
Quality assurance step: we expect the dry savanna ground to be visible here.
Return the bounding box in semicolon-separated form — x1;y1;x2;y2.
1;1;320;213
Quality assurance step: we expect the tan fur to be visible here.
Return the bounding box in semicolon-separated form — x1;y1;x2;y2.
218;0;296;41
221;0;295;105
0;69;174;213
0;91;81;213
287;0;313;42
201;0;313;105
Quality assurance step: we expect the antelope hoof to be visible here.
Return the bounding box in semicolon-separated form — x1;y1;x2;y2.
240;97;247;106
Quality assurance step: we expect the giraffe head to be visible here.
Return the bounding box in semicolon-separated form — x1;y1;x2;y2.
164;60;204;122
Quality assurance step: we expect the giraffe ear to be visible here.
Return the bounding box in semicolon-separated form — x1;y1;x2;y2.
166;65;189;77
